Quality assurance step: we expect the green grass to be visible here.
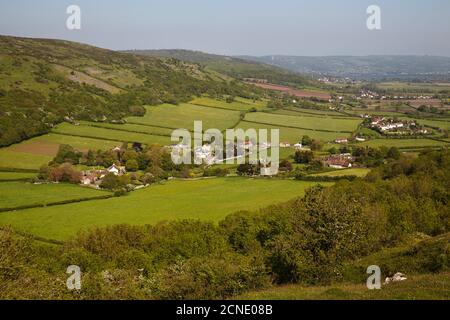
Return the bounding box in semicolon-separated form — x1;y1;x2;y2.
237;272;450;300
311;168;371;177
52;123;171;146
0;178;332;240
79;121;174;136
244;112;361;133
190;97;265;111
0;182;110;209
0;149;52;170
0;172;37;180
126;103;241;131
357;139;449;149
237;121;345;143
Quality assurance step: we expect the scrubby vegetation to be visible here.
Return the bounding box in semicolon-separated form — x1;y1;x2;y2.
1;149;448;299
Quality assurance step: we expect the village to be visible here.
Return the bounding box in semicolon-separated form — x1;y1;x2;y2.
367;116;431;135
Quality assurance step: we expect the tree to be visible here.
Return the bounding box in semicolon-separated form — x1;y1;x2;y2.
301;135;312;146
54;144;80;164
100;173;120;190
279;160;293;172
237;163;257;176
125;159;139;172
294;150;313;164
310;140;323;151
387;147;401;160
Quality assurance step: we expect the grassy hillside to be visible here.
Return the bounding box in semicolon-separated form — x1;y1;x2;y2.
124;49;314;86
0;36;257;147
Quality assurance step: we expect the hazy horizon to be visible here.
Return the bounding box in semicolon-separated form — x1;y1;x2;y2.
1;0;450;56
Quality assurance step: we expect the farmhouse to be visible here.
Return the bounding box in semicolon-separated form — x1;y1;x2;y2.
335;138;348;144
107;164;126;176
280;142;291;148
324;153;354;169
294;143;303;150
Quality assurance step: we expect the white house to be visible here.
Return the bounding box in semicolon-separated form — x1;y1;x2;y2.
293;143;302;150
107;164;126;176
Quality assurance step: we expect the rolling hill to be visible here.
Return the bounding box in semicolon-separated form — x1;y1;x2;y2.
124;49;313;86
0;36;259;147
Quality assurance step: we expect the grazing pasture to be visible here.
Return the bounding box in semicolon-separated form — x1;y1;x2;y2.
357;138;449;149
126;103;241;131
0;149;52;170
0;172;37;181
0;178;332;240
0;182;110;210
52;123;172;146
237;121;343;143
244;112;361;133
190;97;266;111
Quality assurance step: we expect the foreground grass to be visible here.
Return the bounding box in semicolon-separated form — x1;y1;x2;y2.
238;272;449;300
0;178;331;240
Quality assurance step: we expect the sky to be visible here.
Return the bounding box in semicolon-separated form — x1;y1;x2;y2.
0;0;449;56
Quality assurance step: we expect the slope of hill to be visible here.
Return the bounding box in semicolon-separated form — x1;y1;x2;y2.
0;36;255;147
124;49;313;86
239;55;450;81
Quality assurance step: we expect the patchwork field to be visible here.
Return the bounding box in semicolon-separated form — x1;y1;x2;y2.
237;121;343;143
244;112;362;133
126;103;241;130
190;97;267;111
0;182;110;210
52;123;172;146
0;178;332;240
0;133;122;170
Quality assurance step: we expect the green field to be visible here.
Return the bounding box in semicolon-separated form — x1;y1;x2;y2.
0;178;331;240
0;171;37;180
310;168;371;177
237;121;346;143
0;149;52;170
79;121;174;136
357;138;449;149
377;81;450;92
53;123;171;145
244;112;361;133
0;182;110;209
0;133;122;170
126;103;241;130
190;97;266;111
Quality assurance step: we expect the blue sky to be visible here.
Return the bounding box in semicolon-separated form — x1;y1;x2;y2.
0;0;449;56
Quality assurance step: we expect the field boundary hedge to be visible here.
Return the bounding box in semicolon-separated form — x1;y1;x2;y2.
0;194;115;213
81;123;173;138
